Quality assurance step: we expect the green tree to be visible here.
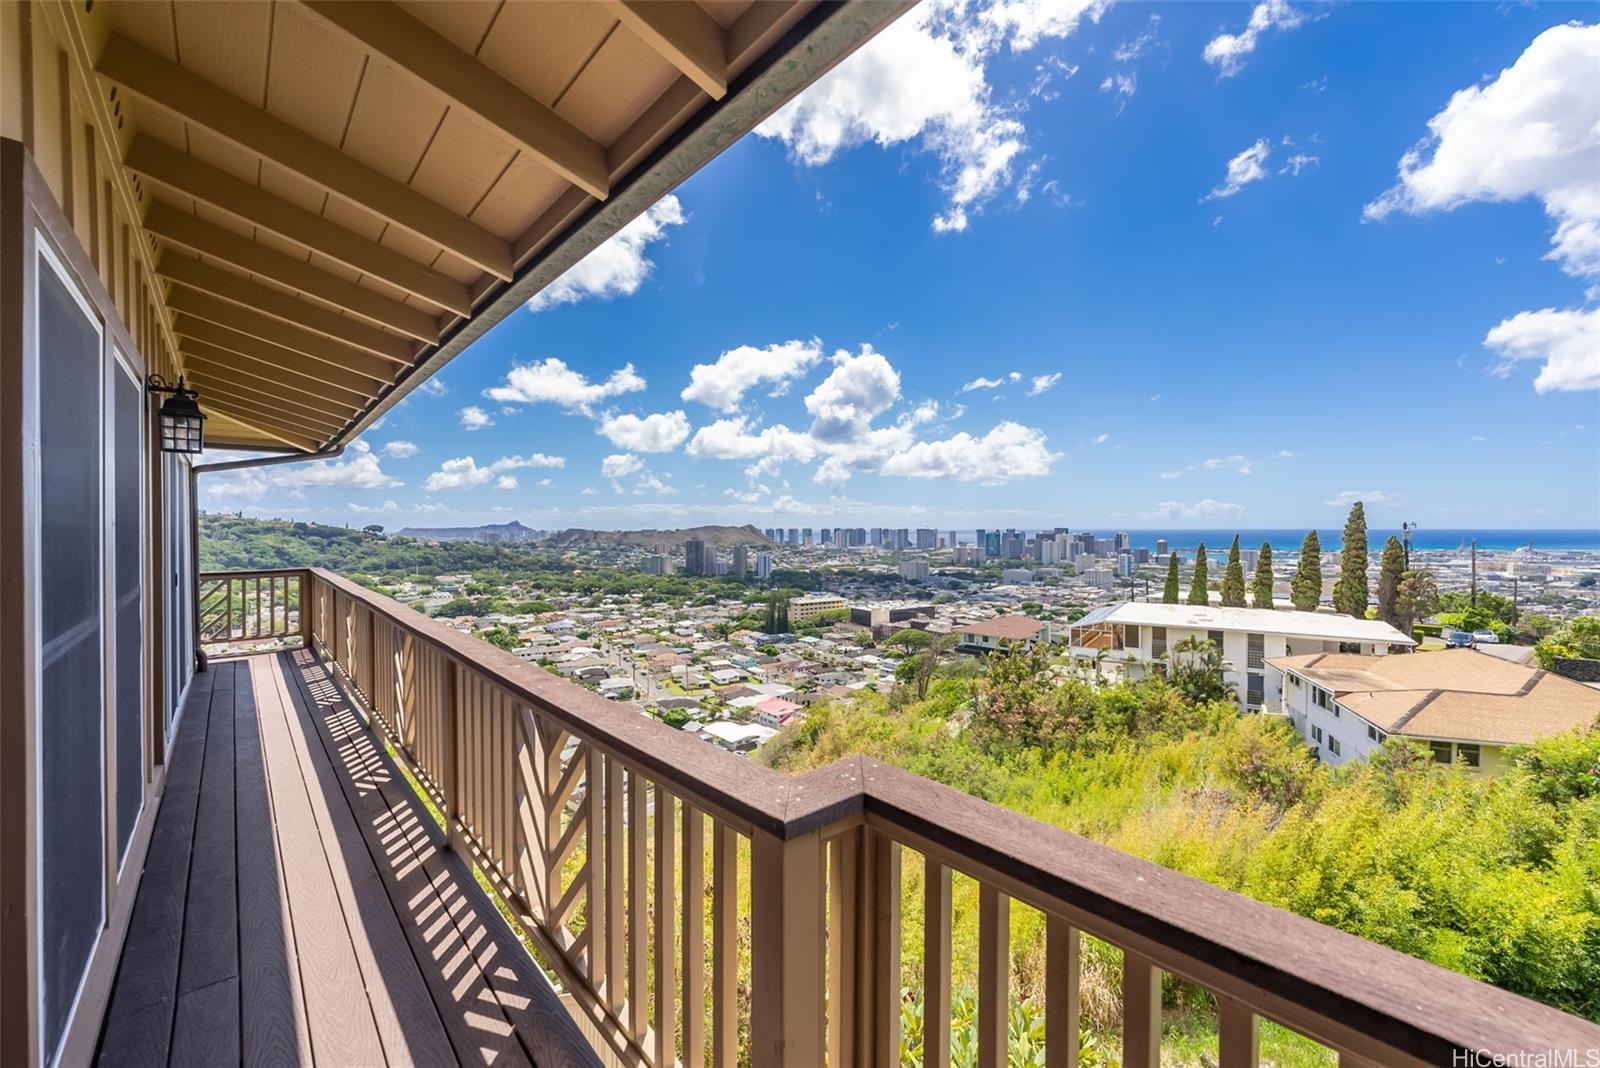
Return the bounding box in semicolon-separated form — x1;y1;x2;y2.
1251;542;1274;609
1187;544;1209;605
1535;617;1600;669
661;707;693;730
479;627;518;653
1162;552;1180;603
1291;530;1322;611
1164;635;1233;704
1394;569;1440;634
1376;536;1406;628
1219;535;1246;607
1332;501;1369;618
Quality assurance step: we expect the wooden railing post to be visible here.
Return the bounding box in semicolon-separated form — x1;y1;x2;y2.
441;657;464;853
1122;952;1161;1068
851;829;900;1064
749;828;825;1067
299;571;313;648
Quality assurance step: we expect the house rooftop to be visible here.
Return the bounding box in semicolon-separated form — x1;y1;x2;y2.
960;615;1045;641
1270;649;1600;746
1075;603;1415;646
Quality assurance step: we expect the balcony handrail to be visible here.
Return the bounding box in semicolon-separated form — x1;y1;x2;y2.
271;566;1598;1066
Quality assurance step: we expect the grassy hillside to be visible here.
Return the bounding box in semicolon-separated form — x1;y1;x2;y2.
762;649;1600;1060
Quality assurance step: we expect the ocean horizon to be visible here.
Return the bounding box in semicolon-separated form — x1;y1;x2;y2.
941;529;1600;552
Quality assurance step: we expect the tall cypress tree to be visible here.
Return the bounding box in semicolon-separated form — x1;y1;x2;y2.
1376;535;1405;628
1333;501;1370;618
1162;552;1181;603
1252;542;1275;609
1219;535;1246;606
1187;543;1210;605
1291;530;1322;611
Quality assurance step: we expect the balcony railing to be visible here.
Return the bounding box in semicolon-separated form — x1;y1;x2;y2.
198;569;306;650
220;567;1597;1067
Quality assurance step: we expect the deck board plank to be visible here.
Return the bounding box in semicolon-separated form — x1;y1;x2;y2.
97;666;218;1067
254;656;390;1066
170;978;241;1068
285;650;597;1068
235;658;313;1067
177;660;238;997
280;648;530;1068
257;652;459;1068
101;650;599;1068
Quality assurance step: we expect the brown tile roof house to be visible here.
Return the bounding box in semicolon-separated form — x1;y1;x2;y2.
1270;649;1600;746
960;615;1047;642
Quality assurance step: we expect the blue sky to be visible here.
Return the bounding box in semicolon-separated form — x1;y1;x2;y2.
205;0;1600;531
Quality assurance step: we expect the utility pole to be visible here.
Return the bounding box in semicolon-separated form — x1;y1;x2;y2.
1511;578;1519;624
1470;539;1478;608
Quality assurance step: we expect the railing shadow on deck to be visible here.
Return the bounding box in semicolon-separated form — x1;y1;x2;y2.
214;567;1600;1068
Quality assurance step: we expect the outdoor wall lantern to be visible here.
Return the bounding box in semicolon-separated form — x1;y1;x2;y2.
147;374;206;454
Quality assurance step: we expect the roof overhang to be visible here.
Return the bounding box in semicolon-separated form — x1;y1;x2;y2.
58;0;910;453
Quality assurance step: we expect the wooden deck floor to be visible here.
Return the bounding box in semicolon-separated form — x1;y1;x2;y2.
97;650;596;1068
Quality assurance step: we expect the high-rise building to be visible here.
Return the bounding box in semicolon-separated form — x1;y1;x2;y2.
1115;532;1130;553
898;560;930;581
1156;538;1169;557
733;544;749;579
755;551;774;580
787;527;799;545
802;527;813;546
916;528;937;550
683;537;710;576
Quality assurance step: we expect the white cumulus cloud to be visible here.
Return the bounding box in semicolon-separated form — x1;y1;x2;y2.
597;410;692;452
1364;22;1600;279
424;453;564;491
485;358;646;414
1482;307;1600;393
381;440;418;458
681;339;823;412
1027;372;1061;395
458;406;492;431
805;345;903;443
601;453;644;480
277;440;400;490
755;0;1104;233
1324;490;1402;508
1364;22;1600;393
1203;0;1306;78
1143;499;1248;521
528;196;686;311
878;421;1061;484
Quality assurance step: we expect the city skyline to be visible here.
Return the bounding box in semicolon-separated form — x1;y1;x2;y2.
200;2;1600;530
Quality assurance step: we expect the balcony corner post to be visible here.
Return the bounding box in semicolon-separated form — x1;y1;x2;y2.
441;657;465;854
749;828;825;1067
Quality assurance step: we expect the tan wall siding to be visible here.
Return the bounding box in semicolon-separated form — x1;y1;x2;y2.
2;0;181;385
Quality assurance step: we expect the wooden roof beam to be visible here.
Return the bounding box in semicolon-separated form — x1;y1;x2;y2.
197;396;328;448
175;316;385;399
125;137;472;316
301;0;610;200
96;34;515;279
603;2;728;99
158;252;416;364
180;342;376;409
204;414;317;452
165;288;401;383
189;380;351;436
145;201;441;343
179;361;362;422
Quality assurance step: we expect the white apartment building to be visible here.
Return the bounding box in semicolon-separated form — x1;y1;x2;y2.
1066;603;1414;712
1274;649;1599;770
899;560;930;581
755;551;774;580
787;593;848;624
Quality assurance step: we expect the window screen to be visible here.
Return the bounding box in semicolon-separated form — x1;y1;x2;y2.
113;360;143;862
37;250;105;1058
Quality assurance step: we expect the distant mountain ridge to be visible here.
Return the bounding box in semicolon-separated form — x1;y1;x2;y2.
547;524;774;549
393;519;546;544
